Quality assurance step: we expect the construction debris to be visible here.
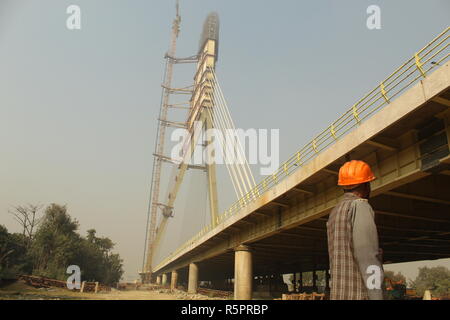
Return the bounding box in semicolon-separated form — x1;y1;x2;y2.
19;275;111;293
280;292;326;300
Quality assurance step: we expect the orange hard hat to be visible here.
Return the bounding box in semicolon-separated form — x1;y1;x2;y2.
338;160;376;187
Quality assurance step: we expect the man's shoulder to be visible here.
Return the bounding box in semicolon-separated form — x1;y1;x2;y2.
353;198;369;205
352;198;371;206
352;198;375;217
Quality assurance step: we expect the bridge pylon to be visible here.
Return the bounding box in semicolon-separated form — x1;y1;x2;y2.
141;10;221;283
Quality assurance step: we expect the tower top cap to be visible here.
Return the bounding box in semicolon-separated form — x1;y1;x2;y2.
199;12;220;61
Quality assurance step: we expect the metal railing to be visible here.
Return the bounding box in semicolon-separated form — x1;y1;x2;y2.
155;26;450;271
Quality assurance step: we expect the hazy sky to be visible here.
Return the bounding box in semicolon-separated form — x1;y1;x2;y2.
1;0;449;282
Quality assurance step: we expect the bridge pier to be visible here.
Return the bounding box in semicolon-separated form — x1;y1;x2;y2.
234;245;253;300
188;263;199;294
162;273;168;286
171;270;178;290
299;272;303;292
293;273;297;292
312;269;318;292
156;276;161;285
325;270;331;294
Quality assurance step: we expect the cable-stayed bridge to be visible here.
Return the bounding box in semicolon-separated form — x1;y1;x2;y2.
140;5;450;299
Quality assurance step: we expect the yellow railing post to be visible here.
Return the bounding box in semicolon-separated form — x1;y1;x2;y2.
296;152;302;165
414;53;427;78
380;81;390;103
330;125;337;140
352;104;361;124
313;139;318;153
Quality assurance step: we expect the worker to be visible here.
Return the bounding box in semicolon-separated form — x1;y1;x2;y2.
327;160;384;300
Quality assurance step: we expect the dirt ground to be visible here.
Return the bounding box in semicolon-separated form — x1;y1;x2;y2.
0;281;226;300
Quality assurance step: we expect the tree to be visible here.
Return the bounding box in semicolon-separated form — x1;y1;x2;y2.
9;204;42;248
3;203;124;286
304;271;326;287
384;270;407;283
79;229;123;285
0;226;14;275
410;266;450;298
102;253;124;285
30;204;81;279
0;225;32;280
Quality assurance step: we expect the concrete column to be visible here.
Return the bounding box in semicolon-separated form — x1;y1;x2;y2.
171;270;178;290
156;276;161;285
234;245;253;300
162;273;168;286
188;263;199;294
293;273;297;292
299;272;303;292
313;270;318;292
325;270;330;291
